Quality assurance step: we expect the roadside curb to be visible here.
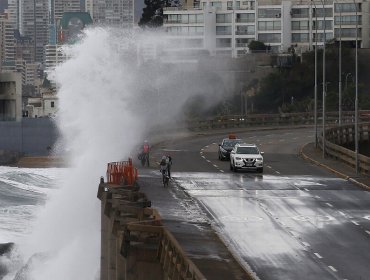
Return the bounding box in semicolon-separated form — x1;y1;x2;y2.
300;143;370;191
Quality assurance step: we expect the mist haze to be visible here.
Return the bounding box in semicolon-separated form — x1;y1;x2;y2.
4;26;227;279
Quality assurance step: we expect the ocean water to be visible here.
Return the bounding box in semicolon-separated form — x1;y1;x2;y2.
0;166;65;278
0;167;62;244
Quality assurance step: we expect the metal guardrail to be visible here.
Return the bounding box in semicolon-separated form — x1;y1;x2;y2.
321;122;370;174
186;111;370;131
98;175;206;280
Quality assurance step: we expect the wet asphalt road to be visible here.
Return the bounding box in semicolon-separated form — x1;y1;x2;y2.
143;127;370;280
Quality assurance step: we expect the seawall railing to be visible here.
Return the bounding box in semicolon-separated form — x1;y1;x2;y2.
98;161;206;280
320;123;370;174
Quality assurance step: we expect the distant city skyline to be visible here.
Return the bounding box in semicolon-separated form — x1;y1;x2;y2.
0;0;145;23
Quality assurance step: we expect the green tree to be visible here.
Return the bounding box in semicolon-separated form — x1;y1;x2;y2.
248;41;268;51
139;0;168;28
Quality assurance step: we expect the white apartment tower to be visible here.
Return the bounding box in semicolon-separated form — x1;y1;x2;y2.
163;0;370;57
88;0;134;27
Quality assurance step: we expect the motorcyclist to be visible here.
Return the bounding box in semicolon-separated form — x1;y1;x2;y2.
159;156;169;183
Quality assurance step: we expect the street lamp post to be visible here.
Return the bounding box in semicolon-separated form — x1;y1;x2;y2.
338;3;342;126
319;0;327;158
354;0;359;174
311;0;318;148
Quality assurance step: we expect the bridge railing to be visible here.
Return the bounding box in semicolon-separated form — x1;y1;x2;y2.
319;122;370;174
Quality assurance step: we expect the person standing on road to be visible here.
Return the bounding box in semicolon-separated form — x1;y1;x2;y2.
166;155;172;178
142;140;150;167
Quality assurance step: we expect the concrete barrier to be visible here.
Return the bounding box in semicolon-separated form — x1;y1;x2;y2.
97;177;206;280
320;123;370;174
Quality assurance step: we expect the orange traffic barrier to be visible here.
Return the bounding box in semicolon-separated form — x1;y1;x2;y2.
106;158;138;186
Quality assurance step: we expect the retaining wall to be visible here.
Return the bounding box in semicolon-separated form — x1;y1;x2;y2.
0;118;59;159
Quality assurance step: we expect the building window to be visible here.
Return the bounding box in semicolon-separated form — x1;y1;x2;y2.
258;33;281;43
51;101;54;108
216;14;232;23
335;3;360;13
189;14;196;23
227;1;240;10
258;8;281;18
236;38;253;47
291;21;309;30
291;8;308;18
334;15;361;25
334;28;360;38
313;8;333;18
196;14;204;23
216;38;232;48
236;25;255;35
313;20;333;30
292;33;309;42
216;26;232;35
313;32;334;42
236;13;255;23
258;21;281;31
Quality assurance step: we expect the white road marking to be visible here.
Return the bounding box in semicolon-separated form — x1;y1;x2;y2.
302;242;310;247
339;211;346;216
206;160;211;163
213;164;219;168
328;266;337;272
201;156;205;159
365;230;370;235
304;188;309;192
326;203;333;207
292;137;298;140
352;221;360;226
364;215;370;221
201;148;204;151
212;143;217;145
275;171;281;174
205;145;209;148
267;165;272;169
219;170;224;173
314;253;323;259
315;195;321;199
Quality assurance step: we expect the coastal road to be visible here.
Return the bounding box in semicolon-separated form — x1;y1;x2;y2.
149;127;370;280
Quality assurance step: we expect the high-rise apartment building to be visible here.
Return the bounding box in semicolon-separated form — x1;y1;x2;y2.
163;0;370;57
54;0;81;20
0;14;6;70
19;0;49;63
87;0;134;27
3;13;16;70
